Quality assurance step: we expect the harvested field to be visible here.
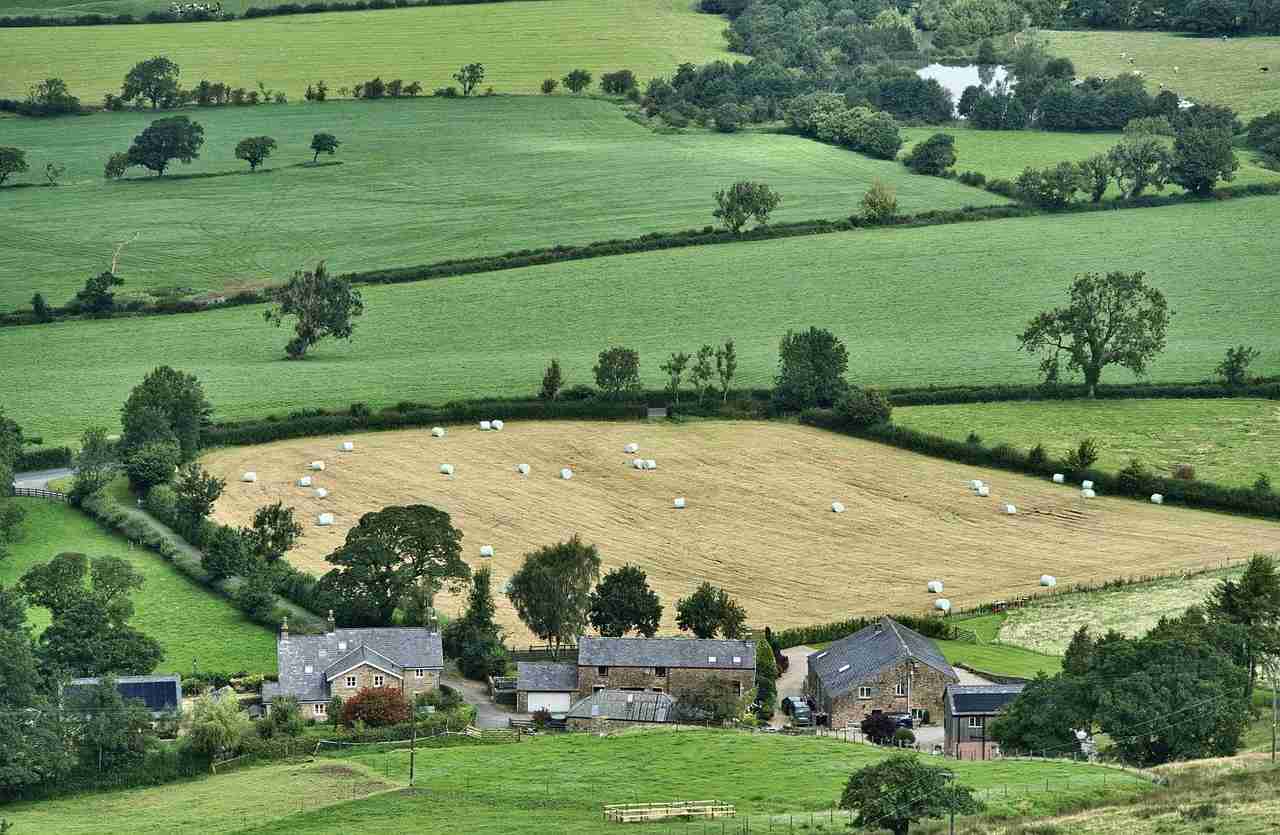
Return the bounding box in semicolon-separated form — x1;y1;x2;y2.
200;421;1280;638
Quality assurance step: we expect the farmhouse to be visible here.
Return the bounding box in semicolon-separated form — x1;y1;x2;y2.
943;684;1025;760
63;674;183;717
262;616;442;719
806;617;958;728
564;689;677;731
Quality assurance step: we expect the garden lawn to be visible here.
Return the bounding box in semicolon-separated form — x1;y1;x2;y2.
4;196;1280;447
1;500;277;674
894;399;1280;488
936;636;1063;679
0;96;1001;308
1043;30;1280;118
0;0;727;100
241;730;1149;833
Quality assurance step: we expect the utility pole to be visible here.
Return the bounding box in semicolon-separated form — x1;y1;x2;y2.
410;719;417;786
1271;661;1277;764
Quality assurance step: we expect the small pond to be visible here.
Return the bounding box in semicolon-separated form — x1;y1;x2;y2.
916;63;1011;108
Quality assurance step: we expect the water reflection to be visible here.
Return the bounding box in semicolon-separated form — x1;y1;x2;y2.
916;63;1011;112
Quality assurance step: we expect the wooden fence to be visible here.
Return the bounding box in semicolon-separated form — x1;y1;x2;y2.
8;486;66;502
604;800;736;823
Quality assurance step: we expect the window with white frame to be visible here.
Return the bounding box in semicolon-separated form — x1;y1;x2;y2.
314;703;326;716
968;716;985;728
858;686;873;699
345;675;357;688
304;664;313;674
373;674;385;687
894;682;907;697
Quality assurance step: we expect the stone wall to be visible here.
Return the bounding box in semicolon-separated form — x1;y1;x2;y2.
329;663;439;701
814;661;955;729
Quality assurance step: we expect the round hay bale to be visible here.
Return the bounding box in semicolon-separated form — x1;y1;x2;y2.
1052;473;1065;484
632;458;645;470
927;580;943;594
1081;488;1096;499
241;471;257;483
1003;503;1017;515
516;463;530;476
673;497;686;509
1039;575;1057;587
340;441;354;452
977;485;990;497
431;427;446;438
310;461;325;471
644;459;657;470
315;487;328;499
317;513;335;527
479;420;492;431
491;419;504;431
560;468;573;480
297;476;312;488
970;479;984;490
1081;479;1094;490
934;598;952;613
479;545;494;558
624;443;639;454
439;463;455;476
1151;493;1164;504
831;501;845;514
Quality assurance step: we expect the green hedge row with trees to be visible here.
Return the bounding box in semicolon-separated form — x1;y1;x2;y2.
0;0;525;28
772;613;955;648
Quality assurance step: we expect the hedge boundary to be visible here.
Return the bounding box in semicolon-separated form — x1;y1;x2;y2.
772;613;954;649
883;380;1280;407
15;445;73;471
7;180;1279;329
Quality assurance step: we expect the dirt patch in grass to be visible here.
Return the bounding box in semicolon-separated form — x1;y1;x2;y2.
201;421;1280;640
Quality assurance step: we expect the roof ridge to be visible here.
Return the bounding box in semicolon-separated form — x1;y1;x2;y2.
883;616;912;660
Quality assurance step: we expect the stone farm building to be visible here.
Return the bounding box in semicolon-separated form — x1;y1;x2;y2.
943;684;1025;760
806;617;958;728
516;636;757;715
564;689;677;731
262;618;442;719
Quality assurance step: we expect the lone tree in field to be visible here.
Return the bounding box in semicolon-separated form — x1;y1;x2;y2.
234;136;277;172
902;132;957;176
540;78;559;94
713;181;781;233
1215;345;1260;386
318;504;469;626
774;327;849;411
562;68;593;94
126;116;204;176
453;63;485;96
593;346;641;398
309;132;340;163
1018;271;1171;398
539;358;564;400
507;535;601;656
1170;126;1238;195
263;262;364;359
588;564;662;637
660;351;690;405
122;56;181;109
840;754;981;835
0;147;29;186
676;582;746;639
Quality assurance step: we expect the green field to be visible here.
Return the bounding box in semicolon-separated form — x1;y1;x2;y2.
900;125;1280;192
895;399;1280;487
4;196;1279;447
0;96;1002;308
0;0;728;101
1043;30;1280;118
2;499;277;673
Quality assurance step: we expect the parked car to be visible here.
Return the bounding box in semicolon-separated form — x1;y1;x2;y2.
781;695;811;716
888;712;913;729
791;702;814;727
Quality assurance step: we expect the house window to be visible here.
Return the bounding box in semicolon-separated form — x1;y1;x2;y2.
597;666;608;675
654;666;667;677
968;716;985;729
414;669;424;679
314;703;326;716
894;682;907;697
304;664;313;674
858;686;873;699
373;675;385;687
708;656;717;663
593;685;606;693
732;656;741;664
345;675;357;688
652;687;664;694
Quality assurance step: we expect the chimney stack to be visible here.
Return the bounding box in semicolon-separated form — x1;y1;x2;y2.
327;609;337;634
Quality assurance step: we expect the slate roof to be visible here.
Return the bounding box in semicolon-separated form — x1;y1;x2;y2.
578;637;756;671
273;628;442;703
946;684;1025;715
65;675;182;714
325;645;404;680
565;689;676;723
807;617;957;698
517;662;579;692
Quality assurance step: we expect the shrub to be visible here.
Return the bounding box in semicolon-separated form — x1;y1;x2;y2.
433;86;458;98
124;441;180;491
1173;463;1196;480
837;388;892;428
540;78;558;94
902;133;957;176
965;431;982;445
531;707;552;728
861;712;896;744
1215;345;1260;386
1064;438;1099;474
957;170;986;187
893;727;915;746
1253;473;1272;494
1027;444;1049;470
143;483;178;520
341;687;412;727
860;179;897;224
599;69;637;96
712;102;746;133
1117;458;1154;495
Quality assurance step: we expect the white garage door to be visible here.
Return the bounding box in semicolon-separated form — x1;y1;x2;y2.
527;692;572;713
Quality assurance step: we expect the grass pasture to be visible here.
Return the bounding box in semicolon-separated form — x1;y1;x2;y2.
198;421;1280;640
1043;30;1280;118
1;499;277;673
0;0;729;102
0;96;1002;308
894;398;1280;488
4;196;1280;447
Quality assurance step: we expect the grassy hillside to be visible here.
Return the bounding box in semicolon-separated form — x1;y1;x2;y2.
895;399;1280;488
0;96;1001;308
1043;30;1280;118
2;500;277;674
0;0;728;101
4;196;1279;446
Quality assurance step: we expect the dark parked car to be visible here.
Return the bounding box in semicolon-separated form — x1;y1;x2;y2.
781;695;811;716
888;712;913;729
791;702;814;727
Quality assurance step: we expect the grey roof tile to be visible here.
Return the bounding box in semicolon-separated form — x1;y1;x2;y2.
807;617;957;698
578;637;756;670
946;684;1025;715
274;628;442;703
517;662;578;692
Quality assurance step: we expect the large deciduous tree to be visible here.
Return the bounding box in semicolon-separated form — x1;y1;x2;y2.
562;68;593;94
74;271;124;317
593;346;641;398
126;116;204;176
263;262;364;359
1170;126;1238;196
1206;554;1280;698
234;135;277;172
1108;134;1172;198
660;351;690;405
506;535;601;655
452;63;485;96
713;181;781;233
173;463;225;533
310;132;340;163
1018;271;1171;398
243;501;303;562
121;56;181;109
840;754;982;835
773;327;850;410
675;581;746;639
588;564;662;637
120;365;212;459
0;147;28;186
902;132;957;176
318;505;469;627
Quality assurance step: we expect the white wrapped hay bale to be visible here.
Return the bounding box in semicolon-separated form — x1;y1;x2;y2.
309;461;325;471
515;463;530;476
624;442;639;454
934;598;952;613
1081;488;1096;499
927;580;944;594
297;476;312;488
479;545;494;558
317;513;334;527
241;472;257;483
977;485;990;497
314;488;328;499
431;427;445;438
1052;473;1065;484
479;420;492;431
632;458;645;470
1040;575;1057;587
1151;493;1164;504
831;501;846;514
560;468;573;480
340;441;354;452
644;459;657;470
1004;503;1017;515
439;463;455;476
1081;479;1094;490
491;419;504;431
970;479;984;491
673;497;686;509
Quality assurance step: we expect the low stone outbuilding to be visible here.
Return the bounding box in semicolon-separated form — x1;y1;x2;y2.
943;684;1024;760
516;662;578;714
806;617;958;729
565;689;676;731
